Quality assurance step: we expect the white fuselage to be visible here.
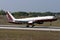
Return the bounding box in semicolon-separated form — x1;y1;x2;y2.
14;16;55;21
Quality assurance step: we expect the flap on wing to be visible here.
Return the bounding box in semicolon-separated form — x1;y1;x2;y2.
28;21;33;23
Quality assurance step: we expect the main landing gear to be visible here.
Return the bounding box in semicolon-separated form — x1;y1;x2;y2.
26;23;35;28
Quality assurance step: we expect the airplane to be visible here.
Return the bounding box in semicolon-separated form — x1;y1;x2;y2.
6;11;57;27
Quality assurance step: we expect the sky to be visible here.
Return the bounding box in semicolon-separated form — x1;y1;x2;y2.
0;0;60;12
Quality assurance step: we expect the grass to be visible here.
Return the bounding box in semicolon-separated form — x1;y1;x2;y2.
0;29;60;40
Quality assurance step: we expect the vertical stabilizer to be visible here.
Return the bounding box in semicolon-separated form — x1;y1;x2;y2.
6;11;15;22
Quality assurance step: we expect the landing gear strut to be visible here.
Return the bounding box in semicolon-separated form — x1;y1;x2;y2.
31;24;35;28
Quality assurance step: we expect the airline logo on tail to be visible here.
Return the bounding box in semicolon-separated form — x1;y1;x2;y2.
6;12;13;22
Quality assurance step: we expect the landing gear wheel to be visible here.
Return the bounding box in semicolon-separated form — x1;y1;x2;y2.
26;24;29;27
26;25;29;27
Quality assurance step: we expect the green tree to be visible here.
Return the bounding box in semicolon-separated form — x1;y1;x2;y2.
0;10;5;15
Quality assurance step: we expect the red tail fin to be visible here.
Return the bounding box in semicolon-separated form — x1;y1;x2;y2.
6;11;14;22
